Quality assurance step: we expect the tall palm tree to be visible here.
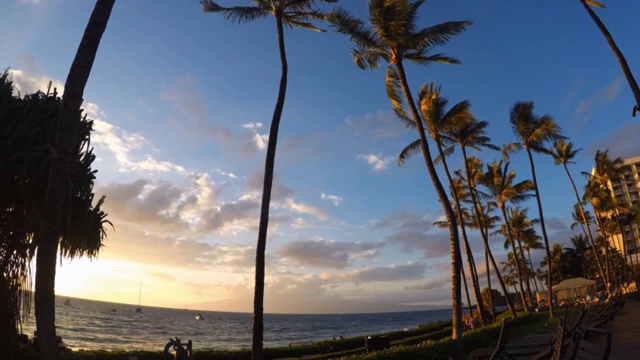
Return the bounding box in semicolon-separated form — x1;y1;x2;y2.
541;243;566;285
579;0;640;116
398;84;488;326
503;206;537;302
32;1;115;358
457;157;518;318
507;101;563;317
550;139;606;283
586;149;625;290
329;1;471;348
480;160;535;310
201;1;335;358
450;119;518;319
522;228;544;292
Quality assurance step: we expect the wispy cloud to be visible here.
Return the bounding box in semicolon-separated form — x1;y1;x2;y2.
571;77;623;131
320;193;343;206
277;238;381;269
162;74;233;144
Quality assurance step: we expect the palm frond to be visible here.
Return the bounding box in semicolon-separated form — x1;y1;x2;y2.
328;7;382;51
386;66;412;126
411;21;472;53
201;1;269;23
398;139;421;166
586;0;606;9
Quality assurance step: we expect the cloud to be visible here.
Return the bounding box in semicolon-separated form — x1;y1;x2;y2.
277;239;381;269
321;193;343;206
344;110;404;139
387;231;450;258
373;211;434;231
162;74;233;144
286;199;329;221
334;262;427;285
588;122;640;160
241;122;269;151
358;153;393;172
9;67;64;96
571;78;623;130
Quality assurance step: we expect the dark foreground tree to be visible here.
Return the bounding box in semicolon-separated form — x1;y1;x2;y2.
32;1;115;359
200;1;336;359
329;1;470;354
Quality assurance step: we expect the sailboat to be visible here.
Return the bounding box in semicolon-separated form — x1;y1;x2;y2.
135;282;143;313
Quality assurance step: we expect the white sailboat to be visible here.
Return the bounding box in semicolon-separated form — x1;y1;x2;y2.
135;282;143;313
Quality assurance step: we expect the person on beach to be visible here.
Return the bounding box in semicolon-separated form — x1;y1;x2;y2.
288;339;292;347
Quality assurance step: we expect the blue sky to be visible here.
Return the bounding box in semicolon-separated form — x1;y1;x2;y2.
3;0;640;313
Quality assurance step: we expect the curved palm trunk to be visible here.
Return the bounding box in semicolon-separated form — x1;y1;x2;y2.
394;61;463;353
500;206;529;310
33;2;115;359
563;164;607;282
524;148;555;317
461;148;517;318
253;14;288;360
580;0;640;116
437;144;487;326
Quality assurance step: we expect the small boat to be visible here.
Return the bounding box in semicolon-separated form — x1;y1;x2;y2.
64;299;71;306
194;314;204;321
110;308;117;314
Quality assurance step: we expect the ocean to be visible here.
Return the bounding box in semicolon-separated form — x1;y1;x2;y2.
19;297;453;352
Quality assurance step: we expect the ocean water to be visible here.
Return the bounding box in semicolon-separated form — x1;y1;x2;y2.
20;297;452;352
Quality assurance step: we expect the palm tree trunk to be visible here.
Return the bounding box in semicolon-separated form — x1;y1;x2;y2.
485;247;496;321
461;148;517;318
253;14;288;360
594;212;612;291
394;60;463;353
500;207;529;310
33;2;115;359
460;261;473;318
526;249;540;292
514;234;533;307
613;212;630;285
580;0;640;116
525;148;555;317
563;164;607;282
436;144;487;326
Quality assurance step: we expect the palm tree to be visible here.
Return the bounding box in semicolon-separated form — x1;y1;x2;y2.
457;157;518;318
541;243;566;285
480;161;535;309
522;228;544;292
550;139;607;283
32;2;115;358
201;2;335;358
586;149;625;290
507;101;563;317
504;206;537;301
579;0;640;116
449;118;518;318
398;84;488;326
329;1;470;348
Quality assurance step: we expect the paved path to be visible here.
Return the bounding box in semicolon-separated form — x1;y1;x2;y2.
603;298;640;360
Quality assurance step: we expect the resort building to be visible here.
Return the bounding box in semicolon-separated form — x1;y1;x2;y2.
603;155;640;263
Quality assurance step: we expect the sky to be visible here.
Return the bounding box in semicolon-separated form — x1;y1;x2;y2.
2;0;640;314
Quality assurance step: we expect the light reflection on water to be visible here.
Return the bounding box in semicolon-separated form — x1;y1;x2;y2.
21;297;451;351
